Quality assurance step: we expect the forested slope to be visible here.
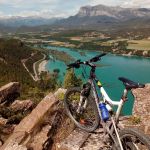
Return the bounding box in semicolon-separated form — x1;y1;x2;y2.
0;39;35;86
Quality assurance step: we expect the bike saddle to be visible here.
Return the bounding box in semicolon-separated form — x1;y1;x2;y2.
118;77;145;89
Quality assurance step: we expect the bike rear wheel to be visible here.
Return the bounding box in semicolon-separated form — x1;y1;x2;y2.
64;87;100;132
114;128;150;150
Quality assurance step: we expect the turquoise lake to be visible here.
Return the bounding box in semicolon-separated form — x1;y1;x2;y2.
44;46;150;115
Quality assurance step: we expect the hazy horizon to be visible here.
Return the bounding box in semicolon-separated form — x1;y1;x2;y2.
0;0;150;19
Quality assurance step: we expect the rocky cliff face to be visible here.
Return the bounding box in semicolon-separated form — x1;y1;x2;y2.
77;5;150;19
131;84;150;135
56;4;150;29
0;83;34;147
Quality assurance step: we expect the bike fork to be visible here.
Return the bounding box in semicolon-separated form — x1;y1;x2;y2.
76;96;88;113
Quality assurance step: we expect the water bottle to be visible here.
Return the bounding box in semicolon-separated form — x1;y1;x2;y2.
99;103;109;121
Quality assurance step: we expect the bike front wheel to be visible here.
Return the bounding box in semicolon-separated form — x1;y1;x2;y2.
64;87;100;132
113;128;150;150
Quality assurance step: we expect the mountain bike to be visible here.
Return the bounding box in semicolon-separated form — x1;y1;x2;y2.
64;53;150;150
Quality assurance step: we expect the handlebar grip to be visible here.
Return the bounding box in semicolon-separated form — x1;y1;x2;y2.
89;53;107;62
67;60;81;69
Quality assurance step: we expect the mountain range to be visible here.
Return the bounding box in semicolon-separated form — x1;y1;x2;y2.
0;4;150;32
55;5;150;29
0;16;60;27
77;5;150;19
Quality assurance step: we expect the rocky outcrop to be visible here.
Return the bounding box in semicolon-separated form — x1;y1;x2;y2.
56;129;89;150
0;86;75;150
77;5;150;19
1;93;58;150
4;142;27;150
0;83;35;148
54;88;67;98
0;82;20;104
0;117;7;126
1;83;150;150
10;100;34;112
131;84;150;135
27;124;52;150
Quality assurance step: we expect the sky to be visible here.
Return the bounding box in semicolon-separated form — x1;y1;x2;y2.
0;0;150;18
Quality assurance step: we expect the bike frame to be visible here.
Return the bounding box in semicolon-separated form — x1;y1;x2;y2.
89;79;125;150
87;65;128;122
87;66;128;150
68;55;147;149
100;85;127;122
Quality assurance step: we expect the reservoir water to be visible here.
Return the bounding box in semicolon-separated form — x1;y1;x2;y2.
45;46;150;115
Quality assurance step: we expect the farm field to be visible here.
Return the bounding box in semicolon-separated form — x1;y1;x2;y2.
127;39;150;50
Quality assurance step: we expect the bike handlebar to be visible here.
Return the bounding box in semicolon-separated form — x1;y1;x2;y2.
67;53;107;69
89;53;106;62
67;60;82;69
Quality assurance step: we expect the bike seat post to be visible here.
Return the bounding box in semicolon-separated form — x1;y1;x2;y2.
115;88;129;124
121;88;129;102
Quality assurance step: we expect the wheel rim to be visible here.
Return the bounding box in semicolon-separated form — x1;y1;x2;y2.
121;134;149;150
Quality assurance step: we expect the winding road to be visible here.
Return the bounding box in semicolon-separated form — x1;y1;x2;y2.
33;53;46;81
22;53;46;81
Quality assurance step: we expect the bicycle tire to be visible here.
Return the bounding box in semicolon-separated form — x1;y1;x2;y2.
64;87;100;132
114;128;150;150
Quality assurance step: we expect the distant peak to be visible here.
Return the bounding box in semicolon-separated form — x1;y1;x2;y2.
76;4;150;18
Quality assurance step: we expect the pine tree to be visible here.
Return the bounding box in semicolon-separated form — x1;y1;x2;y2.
64;69;82;88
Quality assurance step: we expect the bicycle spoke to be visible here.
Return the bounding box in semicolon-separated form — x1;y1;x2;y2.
119;129;150;150
64;88;99;131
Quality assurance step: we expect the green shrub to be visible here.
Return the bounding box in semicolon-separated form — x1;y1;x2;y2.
129;116;141;125
64;69;82;88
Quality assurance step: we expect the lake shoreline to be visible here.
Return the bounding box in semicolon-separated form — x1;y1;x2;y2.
44;45;150;115
45;45;150;59
38;60;48;73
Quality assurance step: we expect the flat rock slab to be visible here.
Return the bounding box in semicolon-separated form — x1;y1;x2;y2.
1;93;58;150
80;128;108;150
56;129;89;150
28;125;52;150
4;141;27;150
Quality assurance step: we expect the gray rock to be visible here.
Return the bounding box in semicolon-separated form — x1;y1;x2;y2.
0;82;20;104
10;100;34;112
0;117;7;126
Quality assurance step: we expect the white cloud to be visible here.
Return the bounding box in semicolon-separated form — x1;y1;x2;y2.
121;0;150;8
0;11;7;18
0;0;87;18
14;9;69;18
86;0;126;6
0;0;150;18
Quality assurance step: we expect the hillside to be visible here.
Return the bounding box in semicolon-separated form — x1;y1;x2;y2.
0;39;33;86
0;17;61;33
0;17;61;27
0;39;49;101
0;24;14;33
